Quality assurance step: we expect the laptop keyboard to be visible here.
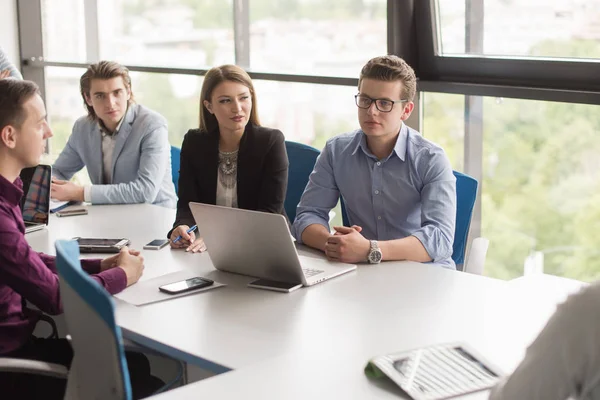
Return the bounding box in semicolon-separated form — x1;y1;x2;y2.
302;268;324;277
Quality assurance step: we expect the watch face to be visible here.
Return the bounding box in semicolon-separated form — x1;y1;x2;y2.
369;250;382;263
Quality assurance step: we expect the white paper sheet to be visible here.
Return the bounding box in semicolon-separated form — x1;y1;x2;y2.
114;270;226;306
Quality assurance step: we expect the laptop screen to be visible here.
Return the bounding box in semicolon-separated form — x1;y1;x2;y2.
19;164;51;226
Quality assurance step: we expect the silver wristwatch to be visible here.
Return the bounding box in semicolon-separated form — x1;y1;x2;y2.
367;240;382;264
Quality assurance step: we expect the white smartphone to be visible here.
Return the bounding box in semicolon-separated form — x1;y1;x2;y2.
56;208;88;217
247;279;302;293
143;239;170;250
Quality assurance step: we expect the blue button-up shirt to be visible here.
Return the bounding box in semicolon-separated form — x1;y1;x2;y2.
291;124;457;268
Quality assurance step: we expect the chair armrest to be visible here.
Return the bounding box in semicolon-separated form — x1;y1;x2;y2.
465;237;490;275
0;358;68;379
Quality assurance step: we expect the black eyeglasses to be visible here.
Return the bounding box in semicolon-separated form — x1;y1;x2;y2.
355;94;407;113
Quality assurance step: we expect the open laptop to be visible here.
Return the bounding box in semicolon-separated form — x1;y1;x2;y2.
189;202;357;286
19;164;51;234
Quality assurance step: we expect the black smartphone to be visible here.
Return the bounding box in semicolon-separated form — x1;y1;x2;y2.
159;277;214;295
247;279;303;293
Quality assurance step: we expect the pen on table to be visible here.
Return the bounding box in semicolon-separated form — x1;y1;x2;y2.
172;225;198;243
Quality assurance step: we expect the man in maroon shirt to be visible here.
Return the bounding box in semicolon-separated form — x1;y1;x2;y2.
0;79;162;398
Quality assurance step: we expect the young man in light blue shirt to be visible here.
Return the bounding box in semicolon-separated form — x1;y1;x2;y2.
51;61;177;208
291;55;456;268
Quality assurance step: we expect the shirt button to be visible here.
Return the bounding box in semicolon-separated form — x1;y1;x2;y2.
376;162;381;166
374;190;379;195
377;216;382;220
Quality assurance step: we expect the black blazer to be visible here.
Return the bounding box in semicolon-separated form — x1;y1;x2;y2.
169;124;289;237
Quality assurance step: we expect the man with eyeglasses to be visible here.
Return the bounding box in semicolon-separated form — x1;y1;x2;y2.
291;55;457;268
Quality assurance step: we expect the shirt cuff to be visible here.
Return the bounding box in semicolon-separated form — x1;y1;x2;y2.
94;267;128;295
84;185;92;203
292;215;330;244
81;258;102;274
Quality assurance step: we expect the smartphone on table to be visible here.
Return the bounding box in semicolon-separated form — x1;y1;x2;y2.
159;277;214;295
143;239;170;250
56;208;88;217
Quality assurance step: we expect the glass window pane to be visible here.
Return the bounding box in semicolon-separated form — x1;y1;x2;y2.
44;67;91;185
422;93;464;171
437;0;600;59
45;67;86;156
424;92;600;282
249;0;387;76
253;80;357;148
131;72;202;146
98;0;235;67
42;0;87;62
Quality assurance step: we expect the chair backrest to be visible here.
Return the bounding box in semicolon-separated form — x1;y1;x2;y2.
452;171;478;267
55;240;132;400
284;141;320;224
340;170;478;268
171;146;181;194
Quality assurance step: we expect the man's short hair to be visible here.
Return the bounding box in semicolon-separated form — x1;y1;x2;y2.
80;61;135;120
0;79;40;132
359;55;417;102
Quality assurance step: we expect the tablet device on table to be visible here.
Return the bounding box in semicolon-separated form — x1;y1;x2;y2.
365;342;503;400
73;237;130;253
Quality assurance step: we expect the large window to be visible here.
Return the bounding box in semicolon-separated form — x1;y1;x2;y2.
424;92;600;282
253;80;357;146
249;0;386;76
437;0;600;59
45;67;86;156
132;72;202;145
98;0;235;67
42;0;86;62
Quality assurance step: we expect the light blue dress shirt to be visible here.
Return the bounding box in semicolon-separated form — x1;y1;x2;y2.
291;123;457;269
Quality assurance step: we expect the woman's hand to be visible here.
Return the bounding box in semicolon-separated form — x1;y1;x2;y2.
169;225;207;253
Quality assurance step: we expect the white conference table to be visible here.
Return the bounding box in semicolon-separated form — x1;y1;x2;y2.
25;204;586;399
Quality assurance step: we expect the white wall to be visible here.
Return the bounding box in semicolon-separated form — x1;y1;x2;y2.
0;0;20;71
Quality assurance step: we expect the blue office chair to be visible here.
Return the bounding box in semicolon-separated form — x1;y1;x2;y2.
284;141;320;224
341;170;478;268
55;239;133;399
0;242;134;398
452;171;478;268
171;146;181;194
